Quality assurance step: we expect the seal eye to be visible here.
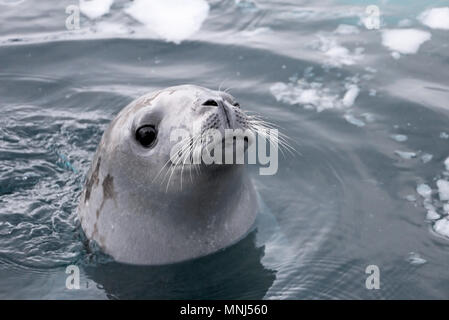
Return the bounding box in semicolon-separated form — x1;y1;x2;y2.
233;102;240;107
136;125;157;148
202;99;218;106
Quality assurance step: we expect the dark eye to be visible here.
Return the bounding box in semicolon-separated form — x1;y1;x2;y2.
202;99;218;106
233;102;240;107
136;125;157;148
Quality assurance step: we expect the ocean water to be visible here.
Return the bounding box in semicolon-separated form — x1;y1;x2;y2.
1;0;449;299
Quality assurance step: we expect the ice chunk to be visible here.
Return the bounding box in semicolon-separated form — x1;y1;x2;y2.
342;85;360;107
391;134;407;142
395;150;417;159
344;114;365;127
417;184;432;198
407;252;427;265
421;153;433;163
440;132;449;139
436;180;449;201
314;36;363;67
80;0;114;19
444;157;449;171
382;29;431;54
125;0;210;44
418;7;449;30
426;210;440;220
434;218;449;238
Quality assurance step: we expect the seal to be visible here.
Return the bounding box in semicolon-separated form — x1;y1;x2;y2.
77;85;259;265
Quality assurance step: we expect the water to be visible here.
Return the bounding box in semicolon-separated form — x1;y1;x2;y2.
1;0;449;299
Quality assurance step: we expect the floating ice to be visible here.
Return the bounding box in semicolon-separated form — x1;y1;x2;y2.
125;0;210;44
270;80;341;112
344;114;365;127
391;134;408;142
313;36;363;67
405;195;416;202
395;150;417;159
434;217;449;238
342;85;360;107
382;29;431;54
436;180;449;201
418;7;449;30
80;0;114;19
426;210;440;220
417;184;432;198
407;252;427;265
334;24;359;35
444;157;449;171
440;132;449;139
421;153;433;163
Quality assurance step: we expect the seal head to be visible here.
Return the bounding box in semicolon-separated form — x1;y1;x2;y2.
78;85;258;265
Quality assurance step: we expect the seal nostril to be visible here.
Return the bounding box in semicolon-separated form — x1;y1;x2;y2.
202;99;218;107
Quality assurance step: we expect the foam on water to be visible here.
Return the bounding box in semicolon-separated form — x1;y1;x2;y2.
418;7;449;30
381;29;431;54
124;0;209;44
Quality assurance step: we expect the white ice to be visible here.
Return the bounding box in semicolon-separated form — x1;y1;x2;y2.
418;7;449;30
395;150;417;159
344;114;365;127
382;29;431;54
436;179;449;201
342;85;360;108
80;0;114;20
417;184;432;198
434;217;449;238
125;0;210;44
391;134;407;142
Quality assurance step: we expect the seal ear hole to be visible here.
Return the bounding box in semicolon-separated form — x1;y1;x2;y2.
135;125;158;148
202;99;218;107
